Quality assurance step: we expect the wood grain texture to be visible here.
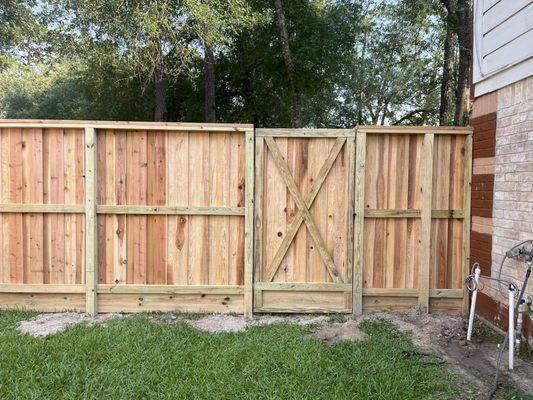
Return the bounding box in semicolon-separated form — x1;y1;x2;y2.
0;123;471;315
94;129;246;290
256;131;352;312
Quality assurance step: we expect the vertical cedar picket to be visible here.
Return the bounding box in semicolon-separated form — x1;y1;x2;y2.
462;134;473;313
353;129;366;315
418;133;434;312
244;129;255;318
85;127;98;314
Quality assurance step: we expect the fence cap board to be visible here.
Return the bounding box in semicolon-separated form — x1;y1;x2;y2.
357;125;473;134
0;119;254;132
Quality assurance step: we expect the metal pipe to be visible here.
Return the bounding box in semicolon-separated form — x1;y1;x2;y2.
516;300;523;349
508;284;515;370
467;265;481;341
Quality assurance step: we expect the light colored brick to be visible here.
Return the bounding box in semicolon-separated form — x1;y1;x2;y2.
491;76;533;302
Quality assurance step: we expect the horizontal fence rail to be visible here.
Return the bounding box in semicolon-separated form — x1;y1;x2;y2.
0;120;472;315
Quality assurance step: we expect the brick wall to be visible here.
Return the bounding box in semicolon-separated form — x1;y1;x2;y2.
471;76;532;341
492;77;533;303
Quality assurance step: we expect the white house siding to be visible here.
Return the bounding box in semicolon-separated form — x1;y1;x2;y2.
473;0;533;96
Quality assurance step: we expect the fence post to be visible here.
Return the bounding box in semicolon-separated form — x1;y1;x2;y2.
244;128;255;318
418;133;434;313
462;134;473;314
353;129;366;315
85;127;98;314
253;136;264;310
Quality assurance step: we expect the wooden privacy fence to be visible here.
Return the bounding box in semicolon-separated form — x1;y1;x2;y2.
0;120;472;316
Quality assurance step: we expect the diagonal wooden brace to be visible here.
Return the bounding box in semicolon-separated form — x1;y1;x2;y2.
264;137;342;283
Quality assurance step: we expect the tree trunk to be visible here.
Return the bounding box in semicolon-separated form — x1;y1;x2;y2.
439;17;457;126
454;0;472;126
273;0;302;128
154;63;167;122
204;42;216;122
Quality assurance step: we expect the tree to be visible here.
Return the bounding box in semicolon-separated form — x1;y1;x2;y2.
439;0;472;126
273;0;302;128
186;0;258;122
0;1;44;71
439;8;457;125
48;0;195;121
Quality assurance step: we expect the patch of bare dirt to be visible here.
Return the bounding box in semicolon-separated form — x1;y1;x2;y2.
311;319;367;346
17;312;124;337
177;314;329;333
188;315;247;333
363;307;533;397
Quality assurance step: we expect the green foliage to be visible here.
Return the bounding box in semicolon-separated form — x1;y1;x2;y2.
0;311;463;399
0;0;451;126
0;61;153;120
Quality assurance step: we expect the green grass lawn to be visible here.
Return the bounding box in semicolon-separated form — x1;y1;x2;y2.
0;311;472;399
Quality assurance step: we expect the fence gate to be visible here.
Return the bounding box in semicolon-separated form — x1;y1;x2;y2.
254;129;355;313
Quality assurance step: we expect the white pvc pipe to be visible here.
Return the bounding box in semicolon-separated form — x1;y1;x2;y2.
509;285;515;370
467;266;481;341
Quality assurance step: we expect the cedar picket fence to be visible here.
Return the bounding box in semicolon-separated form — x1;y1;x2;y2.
0;120;472;316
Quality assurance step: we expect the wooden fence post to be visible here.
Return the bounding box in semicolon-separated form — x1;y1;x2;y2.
353;129;366;315
244;129;255;318
85;127;98;314
253;136;264;310
418;133;434;313
462;134;473;314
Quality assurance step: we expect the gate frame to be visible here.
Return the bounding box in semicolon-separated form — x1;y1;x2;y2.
253;128;356;313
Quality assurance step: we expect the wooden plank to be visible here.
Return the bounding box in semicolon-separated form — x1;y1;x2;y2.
96;205;244;215
244;130;254;318
363;288;418;297
126;130;148;284
114;130;127;284
209;132;230;285
85;127;98;314
166;131;189;285
0;204;84;213
345;136;356;302
228;132;245;286
43;128;65;284
353;130;366;315
363;209;464;218
253;136;264;308
0;129;4;283
263;138;345;282
418;133;434;312
256;128;354;137
258;290;349;313
357;126;472;135
97;284;244;295
64;129;79;284
22;128;44;284
264;137;341;283
0;120;253;132
361;288;463;298
146;130;167;284
0;284;85;293
105;130;117;285
0;293;85;312
188;132;209;284
255;282;351;291
98;293;243;313
306;138;328;283
462;135;473;313
366;209;420;218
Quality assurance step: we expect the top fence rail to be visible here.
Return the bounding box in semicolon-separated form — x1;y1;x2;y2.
0;121;472;135
0;119;254;132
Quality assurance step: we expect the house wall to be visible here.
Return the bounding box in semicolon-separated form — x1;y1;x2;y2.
471;76;533;341
473;0;533;96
